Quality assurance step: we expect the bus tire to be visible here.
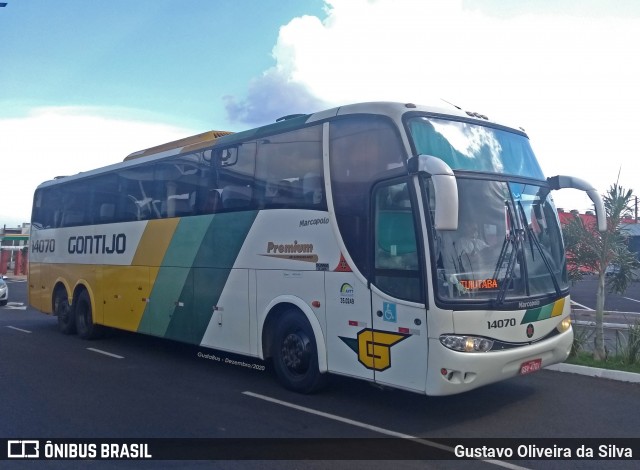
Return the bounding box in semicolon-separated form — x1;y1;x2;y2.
75;290;104;340
272;309;326;394
54;289;76;335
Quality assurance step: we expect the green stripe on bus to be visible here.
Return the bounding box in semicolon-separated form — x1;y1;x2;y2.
521;302;554;324
165;211;257;342
138;211;258;342
137;216;213;337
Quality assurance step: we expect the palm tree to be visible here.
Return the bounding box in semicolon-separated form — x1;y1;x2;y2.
562;183;640;361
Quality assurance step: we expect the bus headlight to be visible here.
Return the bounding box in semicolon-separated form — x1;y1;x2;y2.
440;335;494;353
557;316;572;333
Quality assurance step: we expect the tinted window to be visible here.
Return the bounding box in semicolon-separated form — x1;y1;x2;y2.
212;142;257;211
255;125;324;210
374;180;422;302
329;116;405;278
116;165;158;221
32;187;62;229
32;124;324;228
58;180;91;227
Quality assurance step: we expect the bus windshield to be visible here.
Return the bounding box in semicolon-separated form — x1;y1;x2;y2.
424;176;569;305
408;116;545;179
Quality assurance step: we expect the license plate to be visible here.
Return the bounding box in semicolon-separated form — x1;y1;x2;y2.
519;358;542;375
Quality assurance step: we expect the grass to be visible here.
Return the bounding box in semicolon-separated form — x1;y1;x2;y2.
565;352;640;375
568;318;640;375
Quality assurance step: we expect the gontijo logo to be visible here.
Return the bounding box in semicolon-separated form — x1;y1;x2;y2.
68;234;126;255
339;329;409;371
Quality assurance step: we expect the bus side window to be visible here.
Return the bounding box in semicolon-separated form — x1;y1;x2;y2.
373;181;423;303
98;203;115;224
199;189;222;214
32;188;63;229
330;116;406;278
255;125;324;210
91;173;120;224
221;185;252;210
117;165;157;221
215;142;257;211
59;180;90;227
302;172;323;206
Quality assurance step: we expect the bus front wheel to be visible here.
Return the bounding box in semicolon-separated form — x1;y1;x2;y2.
75;290;104;340
54;289;76;335
272;310;326;394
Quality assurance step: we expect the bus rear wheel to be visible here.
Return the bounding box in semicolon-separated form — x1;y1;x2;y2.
272;310;326;394
75;290;104;340
54;289;76;335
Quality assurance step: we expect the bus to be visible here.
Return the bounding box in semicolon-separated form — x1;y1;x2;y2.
29;102;605;396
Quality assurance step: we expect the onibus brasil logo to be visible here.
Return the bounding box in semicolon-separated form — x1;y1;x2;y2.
339;329;408;371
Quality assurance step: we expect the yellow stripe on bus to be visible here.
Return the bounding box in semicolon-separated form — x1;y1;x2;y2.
100;219;180;331
132;219;180;266
551;297;565;317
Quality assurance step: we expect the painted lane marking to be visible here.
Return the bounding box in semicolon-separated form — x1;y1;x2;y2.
87;348;124;359
3;302;27;310
242;391;529;470
570;300;594;311
622;296;640;304
6;326;31;333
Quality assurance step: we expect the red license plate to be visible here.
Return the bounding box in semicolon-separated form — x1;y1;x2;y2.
519;358;542;375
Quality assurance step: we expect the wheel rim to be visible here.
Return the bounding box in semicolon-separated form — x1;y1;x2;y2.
281;329;311;375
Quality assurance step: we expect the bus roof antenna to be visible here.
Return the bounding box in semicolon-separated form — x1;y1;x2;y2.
440;99;462;110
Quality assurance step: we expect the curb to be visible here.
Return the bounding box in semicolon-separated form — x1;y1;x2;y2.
546;363;640;384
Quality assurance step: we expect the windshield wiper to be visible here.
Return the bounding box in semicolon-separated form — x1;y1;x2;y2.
493;202;525;306
517;200;561;297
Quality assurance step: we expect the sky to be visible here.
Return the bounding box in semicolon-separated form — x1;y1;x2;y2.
1;0;639;227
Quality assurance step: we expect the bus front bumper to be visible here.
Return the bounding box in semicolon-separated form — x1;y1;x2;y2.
425;327;573;396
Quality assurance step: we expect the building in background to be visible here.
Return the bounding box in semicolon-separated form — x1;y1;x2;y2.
621;223;640;261
557;209;639;261
0;223;30;274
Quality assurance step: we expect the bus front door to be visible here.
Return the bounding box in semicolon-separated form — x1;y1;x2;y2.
368;179;428;392
370;288;428;393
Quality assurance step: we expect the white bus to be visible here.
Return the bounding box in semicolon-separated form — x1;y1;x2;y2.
29;102;605;395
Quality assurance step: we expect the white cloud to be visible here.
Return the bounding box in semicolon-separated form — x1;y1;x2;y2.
254;0;640;211
223;69;326;126
0;107;195;226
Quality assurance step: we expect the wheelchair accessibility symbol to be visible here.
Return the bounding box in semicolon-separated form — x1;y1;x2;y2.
383;302;397;323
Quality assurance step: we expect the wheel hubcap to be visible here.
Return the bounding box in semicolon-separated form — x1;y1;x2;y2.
282;330;311;373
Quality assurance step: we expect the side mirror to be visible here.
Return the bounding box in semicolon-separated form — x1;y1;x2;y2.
547;175;606;232
408;155;458;231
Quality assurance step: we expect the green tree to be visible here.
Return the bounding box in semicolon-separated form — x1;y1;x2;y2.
562;183;640;361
